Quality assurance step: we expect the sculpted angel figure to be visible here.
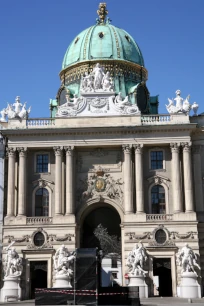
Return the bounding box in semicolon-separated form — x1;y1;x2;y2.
102;71;114;91
177;243;200;274
4;243;23;278
81;72;94;92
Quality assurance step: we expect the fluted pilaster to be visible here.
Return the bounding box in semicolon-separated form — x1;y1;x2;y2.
7;147;16;216
54;146;63;215
192;145;203;211
133;144;144;213
65;146;75;215
17;147;27;216
170;143;183;213
182;142;194;212
122;144;133;214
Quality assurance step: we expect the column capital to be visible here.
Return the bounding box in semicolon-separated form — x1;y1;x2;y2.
181;142;192;152
122;144;132;154
53;146;63;156
133;144;143;153
65;146;75;156
6;147;16;157
17;147;27;157
170;142;180;153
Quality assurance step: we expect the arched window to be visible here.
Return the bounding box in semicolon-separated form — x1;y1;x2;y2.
35;188;49;216
151;185;166;214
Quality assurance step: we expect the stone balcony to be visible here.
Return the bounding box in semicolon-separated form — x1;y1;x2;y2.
26;217;53;225
146;214;173;222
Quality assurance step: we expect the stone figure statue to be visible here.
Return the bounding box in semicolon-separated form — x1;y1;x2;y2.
126;242;148;276
102;71;114;91
92;63;105;90
174;89;183;110
115;92;131;108
82;72;94;92
3;242;23;278
177;243;201;274
53;244;75;286
19;103;31;119
191;102;199;116
13;96;22;115
0;108;7;122
6;104;16;119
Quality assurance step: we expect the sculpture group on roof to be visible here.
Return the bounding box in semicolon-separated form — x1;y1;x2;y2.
0;96;31;122
81;63;114;92
166;90;199;116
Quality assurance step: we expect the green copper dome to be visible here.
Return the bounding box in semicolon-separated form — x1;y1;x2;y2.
62;23;145;69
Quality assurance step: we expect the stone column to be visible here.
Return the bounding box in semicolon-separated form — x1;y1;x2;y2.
65;146;74;215
122;144;133;214
133;144;144;213
182;142;194;212
170;143;183;213
54;146;63;215
17;147;27;216
192;145;203;211
7;147;16;216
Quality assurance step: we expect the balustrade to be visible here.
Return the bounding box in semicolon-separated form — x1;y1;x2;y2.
146;214;173;221
26;217;53;224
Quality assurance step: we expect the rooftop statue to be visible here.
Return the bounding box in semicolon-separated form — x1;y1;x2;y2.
166;90;198;115
177;243;201;274
56;90;85;117
97;2;108;24
53;244;75;287
126;242;148;276
81;63;114;93
0;96;31;122
3;242;23;278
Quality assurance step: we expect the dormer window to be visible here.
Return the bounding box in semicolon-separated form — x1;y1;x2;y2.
99;32;104;39
75;37;80;44
125;35;131;43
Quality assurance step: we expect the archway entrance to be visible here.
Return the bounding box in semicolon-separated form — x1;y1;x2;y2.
81;205;122;287
81;205;121;250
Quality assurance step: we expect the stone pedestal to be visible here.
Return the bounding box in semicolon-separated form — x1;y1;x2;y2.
53;274;72;288
0;277;21;302
128;275;148;298
179;272;201;298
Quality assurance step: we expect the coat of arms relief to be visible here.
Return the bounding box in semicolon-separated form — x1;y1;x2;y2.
77;166;124;204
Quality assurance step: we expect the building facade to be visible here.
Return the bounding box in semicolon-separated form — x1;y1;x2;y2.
1;3;204;300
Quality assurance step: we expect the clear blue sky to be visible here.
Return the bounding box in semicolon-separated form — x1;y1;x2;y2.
0;0;204;117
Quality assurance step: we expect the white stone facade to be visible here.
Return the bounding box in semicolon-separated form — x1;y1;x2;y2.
0;112;203;299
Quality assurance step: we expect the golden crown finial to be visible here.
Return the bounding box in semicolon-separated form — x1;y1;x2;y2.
97;3;108;24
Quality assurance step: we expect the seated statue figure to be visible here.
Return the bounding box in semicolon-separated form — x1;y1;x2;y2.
115;92;131;108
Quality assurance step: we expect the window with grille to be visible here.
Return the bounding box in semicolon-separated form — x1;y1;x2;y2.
150;151;163;170
35;188;49;216
36;154;49;173
151;185;166;214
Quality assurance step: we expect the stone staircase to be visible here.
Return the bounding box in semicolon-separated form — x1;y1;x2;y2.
141;297;204;306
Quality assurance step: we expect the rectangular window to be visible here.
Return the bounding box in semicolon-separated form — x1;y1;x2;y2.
112;272;118;279
36;154;49;173
150;151;163;170
111;258;118;268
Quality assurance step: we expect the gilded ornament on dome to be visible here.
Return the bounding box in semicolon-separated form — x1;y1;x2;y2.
95;178;106;192
97;3;108;24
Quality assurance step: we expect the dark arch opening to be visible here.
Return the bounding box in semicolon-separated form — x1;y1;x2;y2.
81;205;121;252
